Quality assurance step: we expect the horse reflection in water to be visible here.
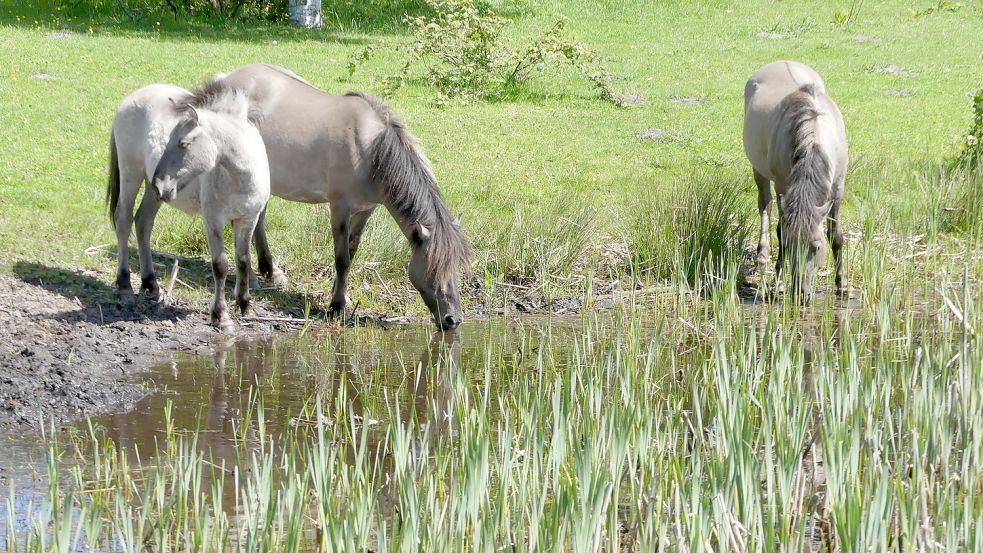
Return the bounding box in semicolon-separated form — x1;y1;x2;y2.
97;329;461;534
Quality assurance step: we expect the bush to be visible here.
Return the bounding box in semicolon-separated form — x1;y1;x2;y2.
957;87;983;170
349;0;619;104
628;174;752;290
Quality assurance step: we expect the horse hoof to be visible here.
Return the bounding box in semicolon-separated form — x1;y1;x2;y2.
212;315;235;335
118;289;136;304
269;270;288;288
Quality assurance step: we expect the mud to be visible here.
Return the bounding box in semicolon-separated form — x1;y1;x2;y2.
0;261;317;431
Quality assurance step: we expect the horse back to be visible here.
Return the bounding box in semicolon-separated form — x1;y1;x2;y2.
743;61;837;182
222;65;386;204
113;83;191;182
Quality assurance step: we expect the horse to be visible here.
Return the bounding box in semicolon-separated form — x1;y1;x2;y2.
107;80;271;332
219;64;472;330
743;60;848;302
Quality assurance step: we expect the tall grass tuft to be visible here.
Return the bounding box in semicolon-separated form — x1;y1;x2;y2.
628;172;751;290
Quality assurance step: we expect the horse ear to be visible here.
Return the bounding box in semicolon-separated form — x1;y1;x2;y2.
815;200;834;220
187;105;201;126
452;214;462;228
411;222;432;245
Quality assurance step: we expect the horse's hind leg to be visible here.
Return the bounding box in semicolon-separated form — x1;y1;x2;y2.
234;216;259;317
827;198;845;295
134;184;163;300
205;216;234;333
114;165;142;298
252;204;288;288
328;204;353;319
753;170;773;274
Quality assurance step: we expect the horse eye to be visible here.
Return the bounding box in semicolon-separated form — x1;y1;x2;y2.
178;140;190;149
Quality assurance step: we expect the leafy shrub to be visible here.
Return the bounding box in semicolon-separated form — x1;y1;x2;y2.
349;0;619;104
958;87;983;170
628;174;751;290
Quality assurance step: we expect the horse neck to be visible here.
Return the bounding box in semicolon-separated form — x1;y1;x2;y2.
211;118;267;191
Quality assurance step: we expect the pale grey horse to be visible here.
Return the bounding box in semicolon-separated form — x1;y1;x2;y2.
108;81;270;332
221;64;471;330
743;60;848;301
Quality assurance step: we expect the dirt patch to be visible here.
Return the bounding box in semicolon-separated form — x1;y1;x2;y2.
636;129;686;144
669;95;703;106
615;92;646;107
868;64;916;77
882;89;914;97
0;261;335;431
755;31;785;40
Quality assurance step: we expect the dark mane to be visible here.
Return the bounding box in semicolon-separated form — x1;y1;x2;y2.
173;75;262;125
781;84;833;237
346;92;472;283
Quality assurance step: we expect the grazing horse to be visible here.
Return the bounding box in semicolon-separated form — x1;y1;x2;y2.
220;64;471;330
743;60;848;301
108;81;270;332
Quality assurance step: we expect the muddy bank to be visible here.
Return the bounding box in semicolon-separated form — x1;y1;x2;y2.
0;260;338;431
0;267;214;429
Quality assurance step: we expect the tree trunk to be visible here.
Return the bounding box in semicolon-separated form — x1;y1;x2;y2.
288;0;322;28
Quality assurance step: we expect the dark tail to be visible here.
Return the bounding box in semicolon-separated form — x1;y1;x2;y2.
107;129;120;229
350;92;472;282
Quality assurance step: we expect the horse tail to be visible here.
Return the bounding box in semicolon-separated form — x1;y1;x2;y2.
349;92;472;283
107;128;120;229
782;85;832;234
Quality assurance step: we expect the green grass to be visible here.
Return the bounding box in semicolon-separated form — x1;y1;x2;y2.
1;0;981;315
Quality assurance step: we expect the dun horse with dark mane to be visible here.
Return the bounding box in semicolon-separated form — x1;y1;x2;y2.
743;60;848;302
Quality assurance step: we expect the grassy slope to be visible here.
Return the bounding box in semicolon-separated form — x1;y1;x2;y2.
0;0;980;314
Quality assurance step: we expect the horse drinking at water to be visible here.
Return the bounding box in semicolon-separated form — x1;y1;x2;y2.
743;60;848;302
220;64;472;330
107;81;271;332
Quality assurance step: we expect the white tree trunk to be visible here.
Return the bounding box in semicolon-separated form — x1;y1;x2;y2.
288;0;322;28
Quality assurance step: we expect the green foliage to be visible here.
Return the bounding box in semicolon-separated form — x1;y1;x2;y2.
628;174;751;290
350;0;618;103
912;0;963;18
958;87;983;170
57;0;288;21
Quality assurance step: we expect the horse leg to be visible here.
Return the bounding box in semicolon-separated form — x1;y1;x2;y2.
205;217;234;334
827;198;845;295
753;169;772;273
134;183;163;300
234;216;259;317
252;204;288;288
348;207;377;260
774;197;786;294
328;205;352;319
113;165;141;298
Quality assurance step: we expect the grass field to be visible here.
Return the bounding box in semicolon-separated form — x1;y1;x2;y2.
1;0;981;315
2;1;983;550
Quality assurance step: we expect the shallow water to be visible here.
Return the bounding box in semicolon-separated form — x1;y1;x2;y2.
0;316;591;543
0;296;865;546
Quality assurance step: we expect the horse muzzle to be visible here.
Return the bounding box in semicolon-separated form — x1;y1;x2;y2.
438;314;461;331
153;177;177;203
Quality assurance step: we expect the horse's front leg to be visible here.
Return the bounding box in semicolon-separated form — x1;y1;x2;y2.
135;183;164;300
827;198;845;295
774;196;786;294
753;169;772;273
234;216;258;317
348;207;377;260
328;205;352;319
252;204;288;288
205;217;234;334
